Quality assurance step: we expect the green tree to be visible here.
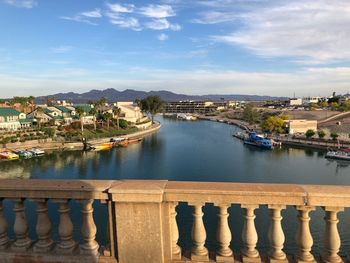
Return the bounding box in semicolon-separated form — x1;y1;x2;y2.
89;107;98;131
305;129;315;139
113;106;122;130
103;112;113;129
330;132;339;141
242;103;259;124
261;116;286;133
317;130;326;139
75;106;85;134
140;96;164;123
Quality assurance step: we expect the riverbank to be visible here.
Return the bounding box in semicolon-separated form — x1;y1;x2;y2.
199;115;350;150
0;122;161;152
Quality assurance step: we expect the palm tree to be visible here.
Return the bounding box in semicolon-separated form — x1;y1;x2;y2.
89;107;98;131
103;112;113;129
75;107;85;134
113;106;122;130
140;96;164;123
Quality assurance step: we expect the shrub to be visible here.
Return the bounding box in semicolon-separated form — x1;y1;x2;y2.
305;129;315;139
317;130;326;139
330;132;339;141
119;119;128;129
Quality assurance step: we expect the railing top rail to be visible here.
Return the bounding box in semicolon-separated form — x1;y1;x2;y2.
0;179;114;200
1;179;350;206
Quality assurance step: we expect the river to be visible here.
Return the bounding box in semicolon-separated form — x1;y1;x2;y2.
1;116;350;255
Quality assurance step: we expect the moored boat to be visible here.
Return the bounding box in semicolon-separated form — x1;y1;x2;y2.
0;151;19;160
243;132;273;150
27;148;45;156
13;149;33;159
90;142;114;151
325;148;350;161
128;137;143;144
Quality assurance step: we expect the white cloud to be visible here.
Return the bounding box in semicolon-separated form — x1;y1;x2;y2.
110;17;141;31
158;33;169;41
139;4;175;18
81;8;102;18
211;0;350;64
4;0;36;8
145;18;181;31
61;8;102;25
107;3;134;13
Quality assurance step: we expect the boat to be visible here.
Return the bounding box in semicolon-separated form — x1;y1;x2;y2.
177;113;197;121
90;142;114;151
243;132;273;150
325;148;350;161
128;137;143;144
0;151;19;160
13;149;33;159
27;148;45;156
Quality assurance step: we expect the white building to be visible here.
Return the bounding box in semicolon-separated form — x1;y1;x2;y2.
0;108;32;130
114;102;146;123
289;98;303;106
303;97;320;104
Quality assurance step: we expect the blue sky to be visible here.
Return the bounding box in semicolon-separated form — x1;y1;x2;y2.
0;0;350;97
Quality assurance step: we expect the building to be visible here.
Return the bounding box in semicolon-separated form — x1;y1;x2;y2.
27;109;54;124
285;119;318;134
115;102;145;123
73;104;94;124
0;108;32;130
303;97;320;104
289;98;303;106
164;100;218;114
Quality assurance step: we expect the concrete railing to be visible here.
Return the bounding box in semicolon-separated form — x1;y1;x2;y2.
1;180;350;263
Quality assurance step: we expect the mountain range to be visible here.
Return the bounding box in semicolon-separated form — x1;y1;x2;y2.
36;88;287;103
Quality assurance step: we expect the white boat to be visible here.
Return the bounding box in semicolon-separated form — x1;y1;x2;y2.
177;113;197;121
325;149;350;161
27;148;45;156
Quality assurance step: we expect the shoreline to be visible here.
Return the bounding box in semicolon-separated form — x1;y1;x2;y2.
198;115;350;150
0;122;161;152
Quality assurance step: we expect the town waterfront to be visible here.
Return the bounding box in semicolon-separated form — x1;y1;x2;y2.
1;117;350;255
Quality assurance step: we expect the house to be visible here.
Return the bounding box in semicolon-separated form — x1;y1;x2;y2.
0;108;32;130
289;98;303;106
285;120;318;134
114;102;145;123
53;106;76;124
27;109;53;124
73;104;94;124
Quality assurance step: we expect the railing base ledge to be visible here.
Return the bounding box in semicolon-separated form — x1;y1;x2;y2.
216;254;235;262
242;255;261;263
0;252;117;263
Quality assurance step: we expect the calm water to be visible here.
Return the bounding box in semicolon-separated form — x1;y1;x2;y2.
1;117;350;256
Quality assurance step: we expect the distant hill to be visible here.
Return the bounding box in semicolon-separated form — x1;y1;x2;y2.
36;88;287;103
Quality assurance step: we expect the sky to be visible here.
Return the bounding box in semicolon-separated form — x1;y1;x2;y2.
0;0;350;98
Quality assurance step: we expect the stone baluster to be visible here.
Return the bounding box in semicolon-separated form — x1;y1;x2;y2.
295;206;316;263
241;204;260;263
79;199;99;255
170;202;181;260
268;205;287;263
190;203;209;261
33;199;54;252
216;203;234;262
322;207;344;263
11;198;32;251
55;199;76;253
0;199;9;250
